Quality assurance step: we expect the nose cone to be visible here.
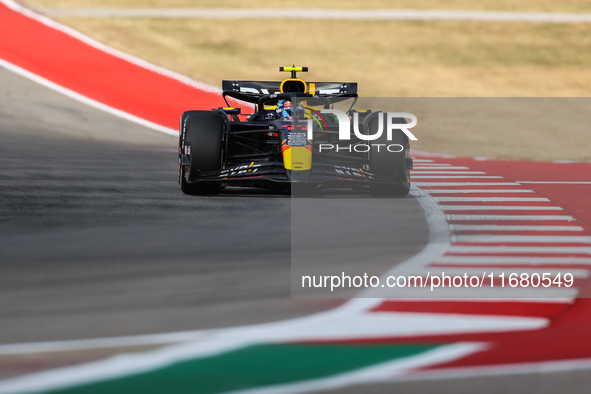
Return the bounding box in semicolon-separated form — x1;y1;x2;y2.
282;145;312;171
282;145;312;181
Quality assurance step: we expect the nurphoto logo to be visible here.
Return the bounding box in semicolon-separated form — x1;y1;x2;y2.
303;109;418;153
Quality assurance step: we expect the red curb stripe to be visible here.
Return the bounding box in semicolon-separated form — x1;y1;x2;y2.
0;2;237;132
452;231;585;236
371;300;569;319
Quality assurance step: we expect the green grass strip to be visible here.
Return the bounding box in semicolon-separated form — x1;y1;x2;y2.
48;342;439;394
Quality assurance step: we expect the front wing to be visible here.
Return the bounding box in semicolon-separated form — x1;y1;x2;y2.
184;160;409;188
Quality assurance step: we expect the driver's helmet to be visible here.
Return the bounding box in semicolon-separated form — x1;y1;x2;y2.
276;99;294;119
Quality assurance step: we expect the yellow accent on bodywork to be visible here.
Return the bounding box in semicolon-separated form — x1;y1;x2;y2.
280;66;305;72
283;146;312;171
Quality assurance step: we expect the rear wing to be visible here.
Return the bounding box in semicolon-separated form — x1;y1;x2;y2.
222;80;358;96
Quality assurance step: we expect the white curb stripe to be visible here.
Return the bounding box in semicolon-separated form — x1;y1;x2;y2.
0;332;208;356
447;215;575;221
415;182;519;187
453;235;591;243
427;189;536;194
436;197;550;202
442;206;563;211
450;225;583;231
448;246;591;254
413;166;471;170
383;287;576;299
423;267;589;278
411;171;487;174
412;176;504;179
517;181;591;184
436;256;591;264
410;163;452;166
0;59;178;136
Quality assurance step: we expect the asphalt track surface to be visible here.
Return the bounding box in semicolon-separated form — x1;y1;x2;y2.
330;370;591;394
0;66;429;348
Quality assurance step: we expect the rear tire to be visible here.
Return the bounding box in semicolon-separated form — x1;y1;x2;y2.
179;111;224;195
368;114;411;197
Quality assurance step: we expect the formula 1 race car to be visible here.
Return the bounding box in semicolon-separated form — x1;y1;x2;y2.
178;67;413;196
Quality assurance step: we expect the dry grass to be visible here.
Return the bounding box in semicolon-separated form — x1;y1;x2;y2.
25;0;591;12
53;17;591;97
21;1;591;160
49;17;591;160
359;98;591;161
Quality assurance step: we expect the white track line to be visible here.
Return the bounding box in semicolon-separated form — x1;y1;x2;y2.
517;181;591;184
453;235;591;243
448;246;591;254
413;166;470;170
427;190;536;194
442;206;563;211
436;197;550;202
411;171;487;174
410;163;451;166
416;182;519;187
412;176;504;179
0;0;225;137
0;332;209;356
411;150;456;159
436;256;591;264
382;287;576;299
422;267;589;278
38;8;591;24
450;225;584;231
447;214;575;221
0;59;178;136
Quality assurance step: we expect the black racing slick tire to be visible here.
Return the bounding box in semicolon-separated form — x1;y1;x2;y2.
179;111;224;195
368;114;411;197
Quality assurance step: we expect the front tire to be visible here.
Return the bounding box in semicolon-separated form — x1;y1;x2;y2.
179;111;225;195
